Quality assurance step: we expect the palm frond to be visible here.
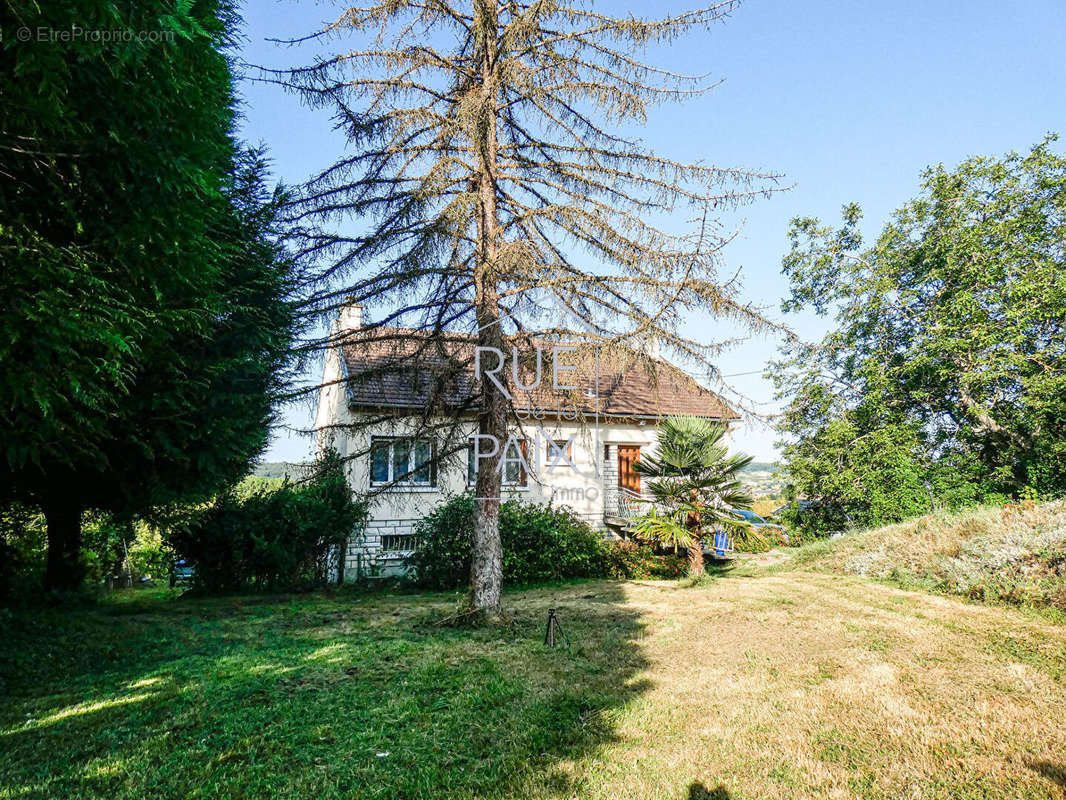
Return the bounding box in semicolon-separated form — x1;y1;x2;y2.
632;415;755;547
632;508;693;550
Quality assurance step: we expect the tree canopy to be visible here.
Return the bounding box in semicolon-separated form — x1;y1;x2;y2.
772;138;1066;531
1;0;299;590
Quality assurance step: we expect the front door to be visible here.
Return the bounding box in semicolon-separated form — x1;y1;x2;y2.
617;445;641;494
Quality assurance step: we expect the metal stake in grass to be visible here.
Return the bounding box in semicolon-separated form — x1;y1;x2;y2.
543;608;569;648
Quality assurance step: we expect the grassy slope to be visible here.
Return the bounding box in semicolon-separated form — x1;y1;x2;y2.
3;575;1066;800
783;501;1066;612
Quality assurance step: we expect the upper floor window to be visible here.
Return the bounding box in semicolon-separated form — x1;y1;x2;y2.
370;437;435;487
545;438;573;468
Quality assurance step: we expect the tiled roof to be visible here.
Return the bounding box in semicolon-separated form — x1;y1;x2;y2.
339;328;739;421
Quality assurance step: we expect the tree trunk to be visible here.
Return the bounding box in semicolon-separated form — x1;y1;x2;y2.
687;535;705;578
471;288;506;613
471;380;505;613
469;0;504;617
43;501;84;593
687;509;704;578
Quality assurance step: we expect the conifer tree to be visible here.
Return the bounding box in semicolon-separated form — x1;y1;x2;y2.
1;1;299;591
278;0;783;615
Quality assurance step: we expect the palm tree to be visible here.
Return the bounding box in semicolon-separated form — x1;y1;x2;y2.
633;416;754;578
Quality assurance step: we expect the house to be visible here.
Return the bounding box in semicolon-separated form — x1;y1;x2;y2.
314;303;740;578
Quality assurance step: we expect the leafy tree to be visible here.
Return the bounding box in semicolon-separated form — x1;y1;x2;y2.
2;0;233;470
772;138;1066;530
0;1;299;591
275;0;783;615
633;416;752;577
0;504;46;602
777;417;935;534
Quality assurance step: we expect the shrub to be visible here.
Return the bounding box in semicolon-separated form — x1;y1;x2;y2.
127;523;169;583
0;504;47;603
169;451;367;593
1;505;173;602
500;501;608;585
601;540;688;580
777;525;823;548
409;495;609;589
80;514;172;586
406;494;477;590
780;499;852;539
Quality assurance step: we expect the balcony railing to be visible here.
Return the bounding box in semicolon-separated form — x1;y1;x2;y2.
617;487;666;519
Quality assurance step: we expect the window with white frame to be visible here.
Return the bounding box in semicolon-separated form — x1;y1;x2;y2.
467;438;528;487
369;437;436;487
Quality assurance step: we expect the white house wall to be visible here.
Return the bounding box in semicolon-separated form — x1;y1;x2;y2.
330;410;704;578
349;416;660;512
314;338;734;579
313;328;356;461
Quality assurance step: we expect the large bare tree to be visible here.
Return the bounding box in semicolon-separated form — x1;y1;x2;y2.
272;0;784;616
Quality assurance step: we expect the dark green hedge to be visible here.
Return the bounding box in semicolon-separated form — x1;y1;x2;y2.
408;495;609;588
170;451;366;593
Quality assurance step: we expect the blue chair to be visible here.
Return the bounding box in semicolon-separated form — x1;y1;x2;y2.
710;529;734;559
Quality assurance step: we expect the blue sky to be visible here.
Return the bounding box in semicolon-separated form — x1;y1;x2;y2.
239;0;1066;463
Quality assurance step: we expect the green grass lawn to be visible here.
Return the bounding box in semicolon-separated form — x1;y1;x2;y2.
2;573;1066;800
1;583;646;800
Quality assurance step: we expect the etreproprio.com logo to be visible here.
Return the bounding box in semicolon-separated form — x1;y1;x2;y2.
9;26;176;44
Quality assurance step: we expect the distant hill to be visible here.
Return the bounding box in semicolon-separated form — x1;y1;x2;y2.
251;461;310;480
739;461;785;499
741;461;779;474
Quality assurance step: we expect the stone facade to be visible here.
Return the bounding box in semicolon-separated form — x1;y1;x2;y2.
346;518;419;579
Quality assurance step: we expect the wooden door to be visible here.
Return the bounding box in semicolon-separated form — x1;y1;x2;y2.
617;445;641;493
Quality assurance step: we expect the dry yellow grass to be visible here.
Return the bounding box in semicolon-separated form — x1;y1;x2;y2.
4;572;1065;799
505;575;1066;799
782;501;1066;611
